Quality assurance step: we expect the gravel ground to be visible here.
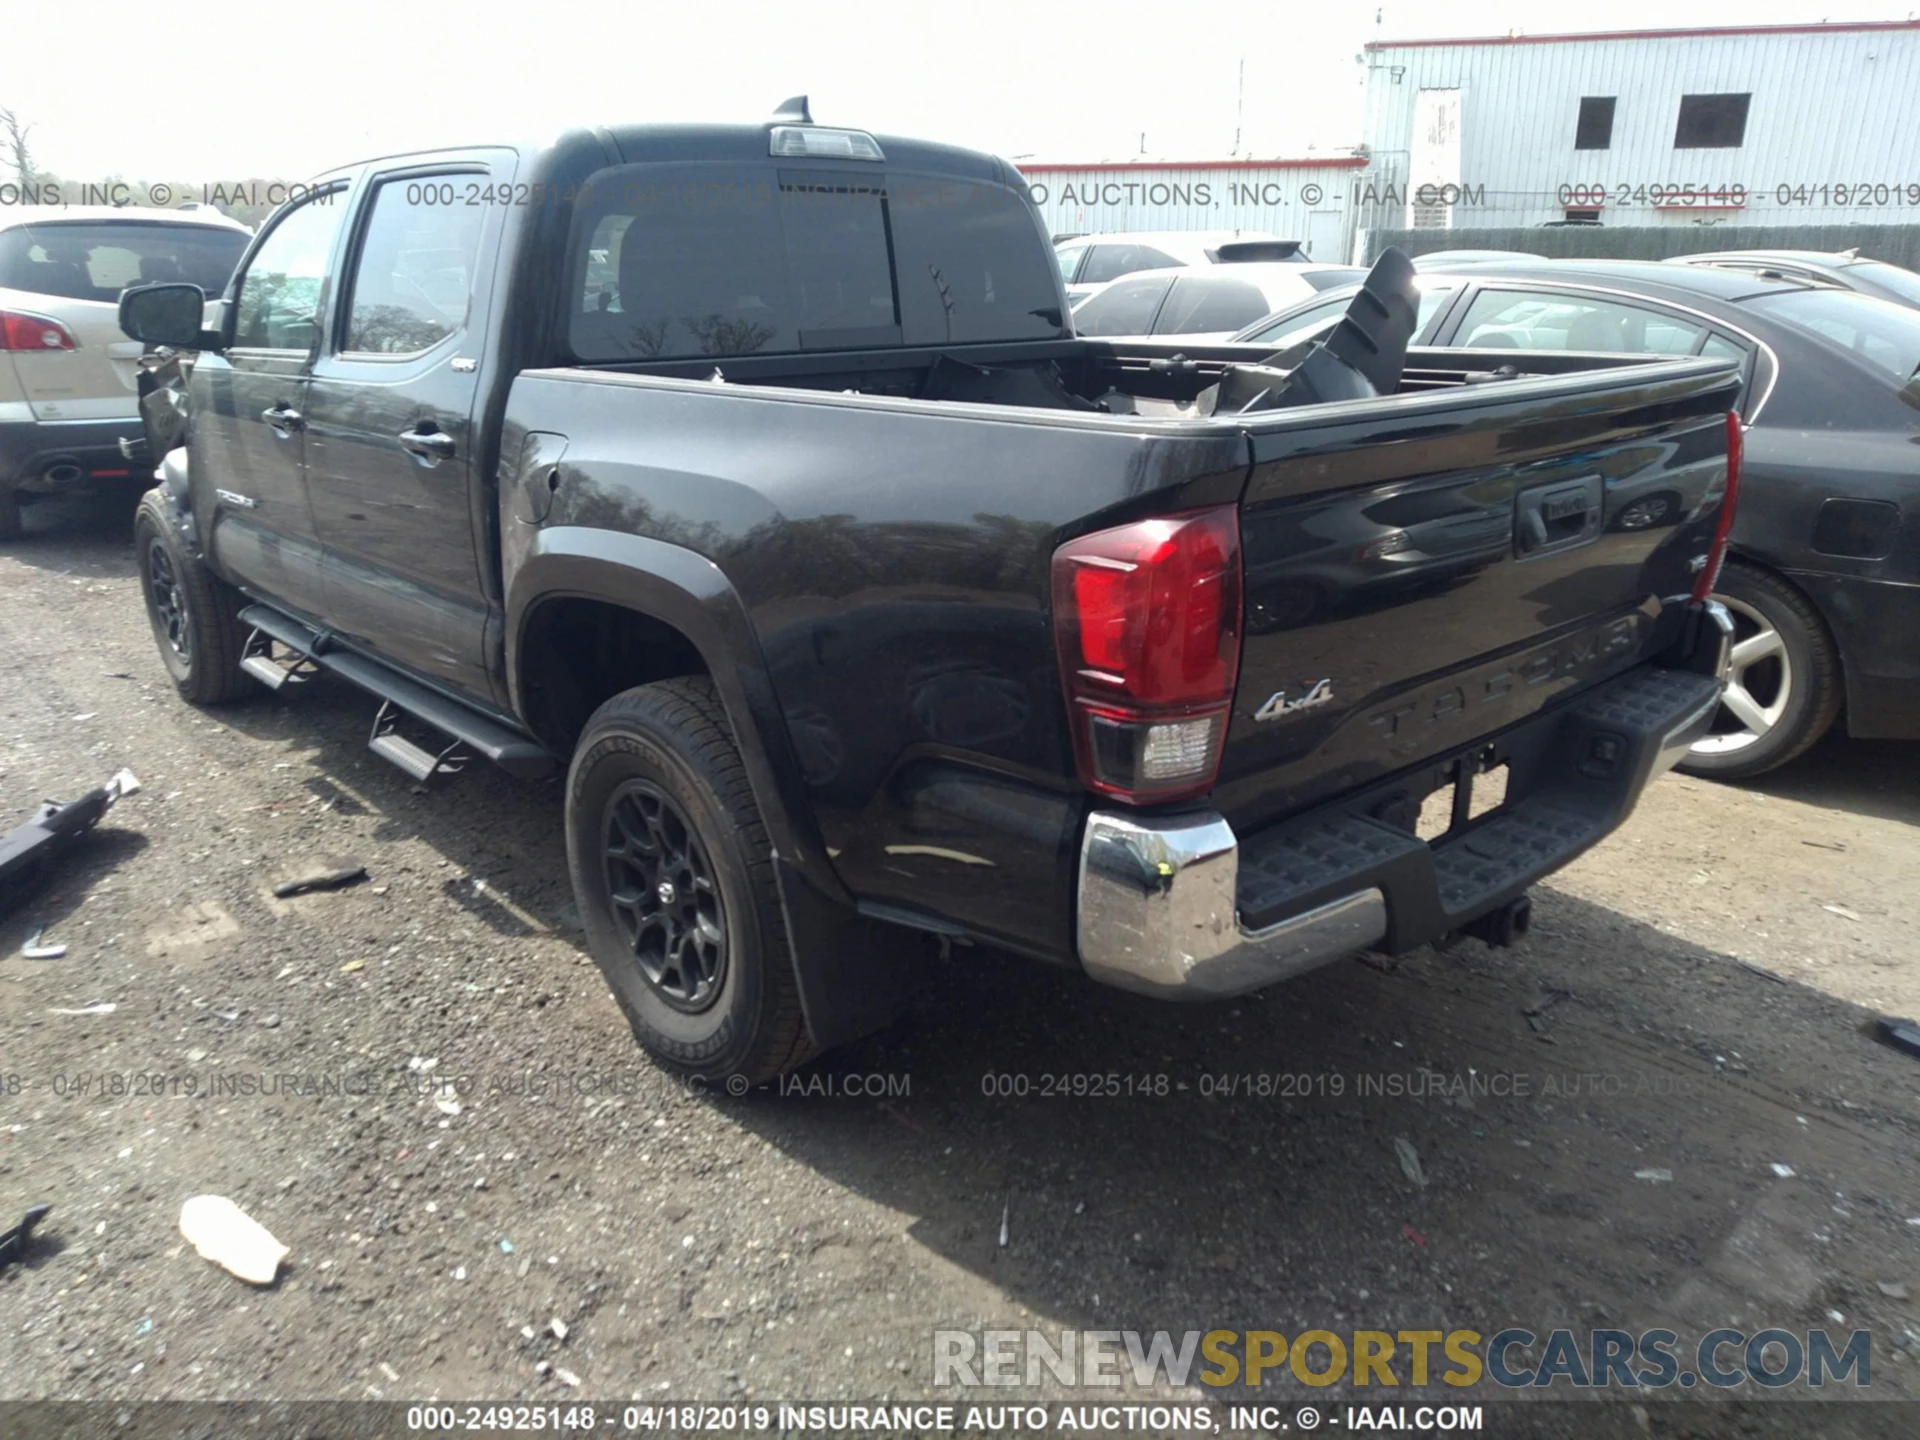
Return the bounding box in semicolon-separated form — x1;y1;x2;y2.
2;495;1918;1433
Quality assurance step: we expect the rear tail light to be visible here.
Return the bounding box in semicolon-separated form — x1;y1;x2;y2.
0;310;77;351
1051;504;1242;804
1692;410;1743;603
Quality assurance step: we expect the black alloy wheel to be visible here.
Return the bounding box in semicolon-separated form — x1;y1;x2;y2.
602;778;727;1011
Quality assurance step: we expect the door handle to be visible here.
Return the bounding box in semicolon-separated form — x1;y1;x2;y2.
261;403;304;434
398;425;456;461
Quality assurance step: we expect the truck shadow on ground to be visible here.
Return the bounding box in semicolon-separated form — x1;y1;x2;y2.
0;492;141;579
723;894;1920;1388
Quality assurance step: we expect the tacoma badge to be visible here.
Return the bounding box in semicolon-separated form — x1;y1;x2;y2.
1255;679;1334;721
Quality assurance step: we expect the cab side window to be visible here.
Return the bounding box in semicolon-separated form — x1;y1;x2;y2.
231;189;347;351
343;180;488;354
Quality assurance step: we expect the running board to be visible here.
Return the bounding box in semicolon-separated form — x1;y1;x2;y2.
235;604;557;782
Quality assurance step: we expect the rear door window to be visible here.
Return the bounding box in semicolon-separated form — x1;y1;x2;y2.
341;179;488;354
1070;274;1175;336
1746;288;1920;387
567;164;1063;360
1079;244;1179;285
0;221;249;303
1452;289;1706;353
1156;274;1279;335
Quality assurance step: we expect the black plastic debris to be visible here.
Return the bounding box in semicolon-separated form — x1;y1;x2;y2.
0;770;139;915
1874;1018;1920;1061
272;864;368;899
0;1204;52;1269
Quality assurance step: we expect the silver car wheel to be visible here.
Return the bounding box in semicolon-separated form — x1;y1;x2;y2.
1691;594;1792;756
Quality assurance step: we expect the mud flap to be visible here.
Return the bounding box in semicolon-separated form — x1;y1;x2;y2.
772;853;925;1050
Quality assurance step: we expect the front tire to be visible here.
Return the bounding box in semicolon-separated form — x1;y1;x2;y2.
134;489;249;704
565;677;816;1084
1678;560;1842;780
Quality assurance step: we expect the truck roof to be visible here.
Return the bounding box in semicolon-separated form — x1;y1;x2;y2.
323;120;1020;189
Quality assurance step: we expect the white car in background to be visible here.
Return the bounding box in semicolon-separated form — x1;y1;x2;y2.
0;206;251;539
1069;261;1365;342
1054;229;1306;305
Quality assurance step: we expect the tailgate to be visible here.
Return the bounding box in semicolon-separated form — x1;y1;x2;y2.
1212;357;1740;832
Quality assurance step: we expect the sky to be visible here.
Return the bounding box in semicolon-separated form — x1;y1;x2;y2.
4;0;1917;183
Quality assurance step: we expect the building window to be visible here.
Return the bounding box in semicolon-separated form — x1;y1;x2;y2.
1674;94;1751;148
1575;97;1616;150
1563;208;1602;224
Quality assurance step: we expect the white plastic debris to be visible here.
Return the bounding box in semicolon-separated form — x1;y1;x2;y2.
48;1003;115;1016
1394;1137;1427;1187
555;1367;581;1388
1822;904;1862;921
434;1094;462;1117
1770;1163;1797;1178
550;1317;569;1341
1634;1168;1674;1184
21;930;67;960
179;1195;288;1284
107;768;142;801
998;1196;1010;1247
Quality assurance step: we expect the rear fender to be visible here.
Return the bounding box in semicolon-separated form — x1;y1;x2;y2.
506;527;918;1049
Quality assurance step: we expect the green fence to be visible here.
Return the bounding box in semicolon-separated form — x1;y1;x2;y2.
1362;224;1920;271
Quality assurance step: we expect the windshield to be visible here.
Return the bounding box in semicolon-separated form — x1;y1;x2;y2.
1746;288;1920;388
0;221;248;303
1843;260;1920;307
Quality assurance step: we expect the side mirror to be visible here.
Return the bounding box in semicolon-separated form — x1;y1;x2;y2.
119;283;211;350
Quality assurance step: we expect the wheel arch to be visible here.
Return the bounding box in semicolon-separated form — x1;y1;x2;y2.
507;526;920;1051
505;526;840;901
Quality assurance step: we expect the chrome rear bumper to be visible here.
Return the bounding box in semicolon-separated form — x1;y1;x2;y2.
1074;620;1730;1001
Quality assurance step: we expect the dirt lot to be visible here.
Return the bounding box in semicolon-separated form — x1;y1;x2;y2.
3;495;1918;1433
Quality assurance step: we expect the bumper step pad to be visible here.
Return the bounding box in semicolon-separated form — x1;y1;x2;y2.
1234;665;1721;951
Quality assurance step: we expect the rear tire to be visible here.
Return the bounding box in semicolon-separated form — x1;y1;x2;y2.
565;677;816;1084
134;489;249;704
1677;560;1842;780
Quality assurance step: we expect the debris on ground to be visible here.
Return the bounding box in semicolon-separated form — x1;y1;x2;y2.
1394;1137;1427;1187
0;1204;52;1269
1880;1281;1910;1300
1872;1018;1920;1060
1401;1223;1428;1247
47;1003;114;1016
555;1366;580;1388
1770;1163;1797;1178
0;768;140;913
1634;1168;1674;1183
272;863;368;899
549;1317;568;1341
20;930;66;960
1823;904;1863;921
998;1196;1010;1248
178;1195;288;1284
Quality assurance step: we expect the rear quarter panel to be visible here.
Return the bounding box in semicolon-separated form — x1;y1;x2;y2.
501;370;1247;959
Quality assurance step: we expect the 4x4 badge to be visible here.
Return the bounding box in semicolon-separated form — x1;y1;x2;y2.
1255;679;1334;721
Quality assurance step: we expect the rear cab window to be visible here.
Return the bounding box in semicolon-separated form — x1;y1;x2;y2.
0;221;249;303
565;164;1065;361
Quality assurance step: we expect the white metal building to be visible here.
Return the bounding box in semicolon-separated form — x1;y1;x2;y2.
1356;21;1920;232
1019;158;1367;263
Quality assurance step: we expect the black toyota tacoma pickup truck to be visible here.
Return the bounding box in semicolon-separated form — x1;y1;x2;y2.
118;101;1739;1082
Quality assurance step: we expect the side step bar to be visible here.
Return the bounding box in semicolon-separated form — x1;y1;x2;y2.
237;605;557;782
